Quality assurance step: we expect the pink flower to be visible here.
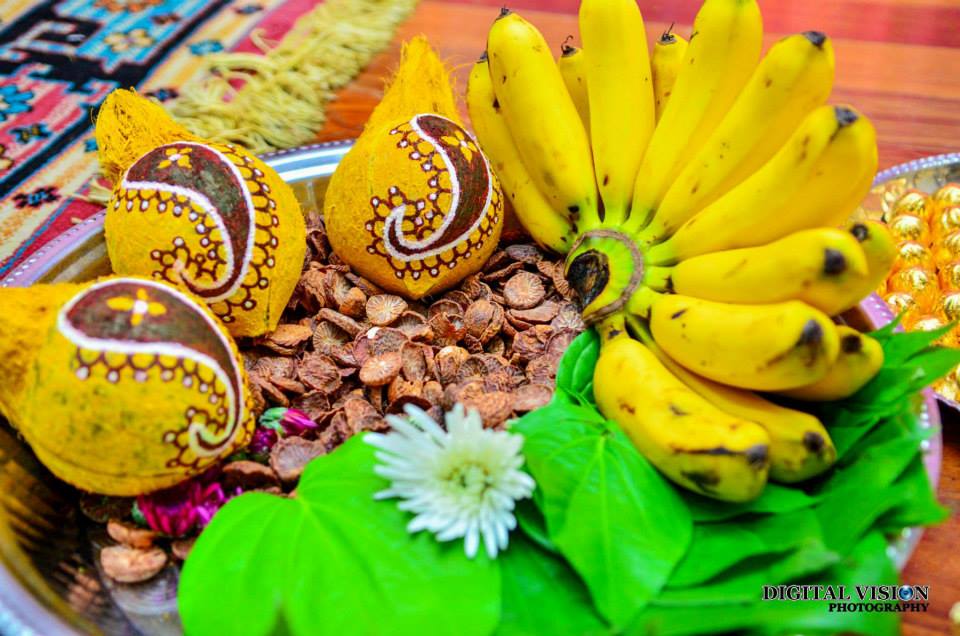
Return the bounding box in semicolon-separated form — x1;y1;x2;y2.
247;408;318;461
248;426;279;459
136;470;231;537
261;407;318;437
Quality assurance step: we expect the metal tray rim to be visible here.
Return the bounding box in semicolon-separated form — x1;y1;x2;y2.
0;143;947;635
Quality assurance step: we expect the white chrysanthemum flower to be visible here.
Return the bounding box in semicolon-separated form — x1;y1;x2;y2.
364;403;536;559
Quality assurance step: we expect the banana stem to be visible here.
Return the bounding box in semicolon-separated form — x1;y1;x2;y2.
578;205;606;233
626;286;658;319
596;313;627;344
565;229;644;325
643;265;673;292
643;238;675;266
623;313;652;343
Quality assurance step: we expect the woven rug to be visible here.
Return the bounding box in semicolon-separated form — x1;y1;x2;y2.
0;0;413;276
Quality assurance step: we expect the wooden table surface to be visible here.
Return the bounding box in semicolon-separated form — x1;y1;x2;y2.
317;1;960;634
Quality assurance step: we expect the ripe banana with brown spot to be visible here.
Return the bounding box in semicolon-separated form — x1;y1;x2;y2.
641;31;835;242
557;42;590;136
594;327;770;502
626;0;763;232
467;54;575;254
487;9;599;228
580;0;654;226
838;221;897;309
629;288;840;391
644;228;870;316
631;320;836;483
651;30;687;122
779;325;884;401
646;104;878;264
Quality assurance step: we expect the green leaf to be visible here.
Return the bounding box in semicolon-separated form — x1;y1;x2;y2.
681;483;816;522
630;532;897;636
495;534;608;635
179;436;501;636
512;403;692;629
874;457;949;531
659;536;839;604
515;499;556;554
669;509;823;587
812;433;922;554
555;329;600;405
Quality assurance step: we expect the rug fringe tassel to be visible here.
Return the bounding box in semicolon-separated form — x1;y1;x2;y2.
169;0;419;155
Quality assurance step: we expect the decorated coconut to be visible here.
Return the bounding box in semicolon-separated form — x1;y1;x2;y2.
0;276;255;495
324;37;504;299
95;90;306;338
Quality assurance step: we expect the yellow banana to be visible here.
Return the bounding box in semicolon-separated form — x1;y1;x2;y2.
487;9;598;228
557;41;590;140
641;31;835;242
646;105;878;264
651;29;687;122
466;54;575;253
626;0;763;232
631;320;836;483
645;228;870;315
832;221;897;310
779;325;884;401
580;0;654;226
828;136;879;228
594;330;770;502
629;288;840;391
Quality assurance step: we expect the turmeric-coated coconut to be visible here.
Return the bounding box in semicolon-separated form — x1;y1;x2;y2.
96;90;306;337
0;277;255;495
325;38;503;299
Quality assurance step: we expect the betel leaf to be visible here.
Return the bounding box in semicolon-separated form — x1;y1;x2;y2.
812;430;924;554
628;532;896;636
515;499;556;554
668;508;823;587
495;534;608;635
511;401;692;629
555;329;600;405
680;482;816;523
875;456;948;532
178;436;500;636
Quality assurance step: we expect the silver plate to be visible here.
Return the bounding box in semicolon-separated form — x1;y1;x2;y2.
0;142;945;635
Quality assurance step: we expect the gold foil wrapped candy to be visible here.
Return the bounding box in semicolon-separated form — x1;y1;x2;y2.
878;184;960;406
939;261;960;291
935;291;960;322
888;214;930;245
934;230;960;267
933;183;960;209
892;241;935;272
890;189;932;221
883;291;918;324
905;314;955;347
888;266;938;311
931;206;960;241
95;90;307;338
934;375;959;403
0;277;255;495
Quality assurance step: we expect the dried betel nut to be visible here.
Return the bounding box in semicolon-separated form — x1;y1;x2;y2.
366;294;408;326
270;437;327;485
100;545;168;583
503;271;546;309
298;352;343;394
359;352;403;387
106;519;157;549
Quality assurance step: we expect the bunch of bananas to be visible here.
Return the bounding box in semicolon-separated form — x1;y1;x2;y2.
467;0;897;502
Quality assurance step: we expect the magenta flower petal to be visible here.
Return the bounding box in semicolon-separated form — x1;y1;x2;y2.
136;470;230;537
248;426;279;457
280;408;318;436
